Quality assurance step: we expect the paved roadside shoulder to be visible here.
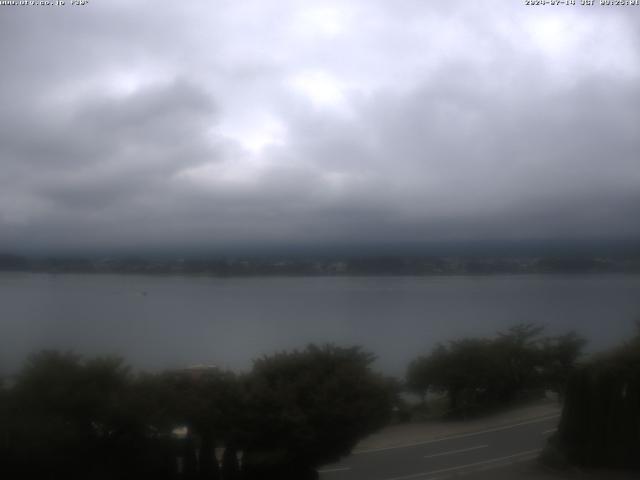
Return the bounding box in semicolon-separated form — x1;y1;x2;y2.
320;409;560;480
354;401;561;454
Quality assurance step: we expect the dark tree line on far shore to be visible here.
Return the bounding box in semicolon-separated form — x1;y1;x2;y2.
2;252;639;276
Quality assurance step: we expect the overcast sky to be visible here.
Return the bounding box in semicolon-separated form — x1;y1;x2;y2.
1;1;639;253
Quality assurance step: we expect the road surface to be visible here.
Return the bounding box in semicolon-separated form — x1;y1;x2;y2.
318;413;559;480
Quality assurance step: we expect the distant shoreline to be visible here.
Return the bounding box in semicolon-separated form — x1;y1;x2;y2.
1;254;639;278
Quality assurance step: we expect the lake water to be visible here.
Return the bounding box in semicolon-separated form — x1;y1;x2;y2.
1;273;639;376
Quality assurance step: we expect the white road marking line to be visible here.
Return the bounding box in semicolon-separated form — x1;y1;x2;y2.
380;449;541;480
318;467;351;473
423;444;488;459
354;413;560;454
542;428;557;435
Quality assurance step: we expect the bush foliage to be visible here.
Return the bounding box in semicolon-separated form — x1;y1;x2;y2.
0;345;395;480
544;327;640;470
406;324;585;416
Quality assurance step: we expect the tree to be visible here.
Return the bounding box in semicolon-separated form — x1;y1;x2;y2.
440;338;500;413
7;351;99;479
544;327;640;470
4;351;162;480
406;324;586;417
240;344;395;479
540;331;586;399
150;367;241;479
406;349;440;405
493;323;546;402
0;372;8;467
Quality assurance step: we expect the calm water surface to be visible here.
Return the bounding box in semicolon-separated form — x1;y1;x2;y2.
1;273;639;376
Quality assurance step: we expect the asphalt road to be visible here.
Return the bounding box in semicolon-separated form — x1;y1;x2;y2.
318;414;560;480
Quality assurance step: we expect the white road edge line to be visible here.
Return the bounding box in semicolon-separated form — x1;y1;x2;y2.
542;428;557;435
381;449;541;480
423;444;488;459
354;413;560;454
318;467;351;473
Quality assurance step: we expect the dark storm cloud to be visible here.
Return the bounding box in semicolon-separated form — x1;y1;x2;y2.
0;1;639;252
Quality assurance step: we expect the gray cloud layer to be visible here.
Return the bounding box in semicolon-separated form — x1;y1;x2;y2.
1;1;639;252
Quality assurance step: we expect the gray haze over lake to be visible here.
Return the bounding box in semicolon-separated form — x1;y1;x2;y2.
1;273;639;377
